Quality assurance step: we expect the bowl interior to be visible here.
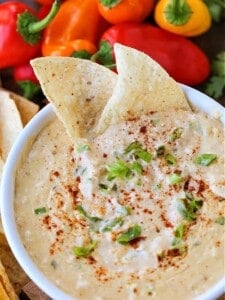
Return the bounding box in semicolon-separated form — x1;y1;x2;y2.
1;85;225;300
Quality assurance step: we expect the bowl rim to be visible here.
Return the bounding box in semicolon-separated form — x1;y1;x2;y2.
1;85;225;300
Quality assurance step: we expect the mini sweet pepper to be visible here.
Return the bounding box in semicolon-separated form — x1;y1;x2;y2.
0;0;60;69
99;22;210;85
41;0;102;56
154;0;212;37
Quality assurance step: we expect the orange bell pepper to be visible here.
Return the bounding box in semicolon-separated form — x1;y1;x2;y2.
96;0;155;24
42;0;102;56
46;39;97;57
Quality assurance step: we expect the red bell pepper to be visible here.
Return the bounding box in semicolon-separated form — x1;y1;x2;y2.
100;22;210;86
13;62;42;99
0;0;60;69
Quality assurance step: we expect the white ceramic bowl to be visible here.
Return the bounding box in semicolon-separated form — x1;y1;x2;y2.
1;85;225;300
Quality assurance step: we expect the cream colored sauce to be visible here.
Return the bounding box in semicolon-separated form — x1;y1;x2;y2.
15;110;225;300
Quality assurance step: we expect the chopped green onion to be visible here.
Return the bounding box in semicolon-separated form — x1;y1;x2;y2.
102;217;124;232
131;161;143;174
168;127;183;142
174;224;186;239
156;145;165;156
76;205;102;222
169;173;183;185
99;183;109;191
34;207;47;215
165;153;177;165
194;154;217;166
135;148;153;162
117;224;141;244
124;141;142;154
215;216;225;225
178;193;203;221
72;241;97;257
125;141;152;162
106;159;132;181
76;144;91;153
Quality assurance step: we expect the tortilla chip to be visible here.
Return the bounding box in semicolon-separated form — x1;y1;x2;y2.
97;43;190;133
0;89;39;126
0;94;23;162
0;242;30;295
31;57;117;140
0;259;18;300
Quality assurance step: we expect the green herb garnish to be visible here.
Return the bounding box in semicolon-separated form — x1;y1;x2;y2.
76;144;91;153
169;173;183;185
165;153;177;165
130;161;143;174
125;141;152;162
117;224;142;244
106;159;132;180
204;51;225;99
72;241;97;258
102;217;124;232
174;223;186;239
194;154;217;166
76;205;102;222
168;127;183;142
34;207;47;215
156;145;165;156
215;216;225;225
178;193;203;221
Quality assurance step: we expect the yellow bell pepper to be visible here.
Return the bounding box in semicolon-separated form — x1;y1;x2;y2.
154;0;212;37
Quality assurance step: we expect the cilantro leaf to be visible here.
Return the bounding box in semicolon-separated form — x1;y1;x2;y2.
73;241;97;257
204;51;225;99
117;224;142;244
91;41;115;69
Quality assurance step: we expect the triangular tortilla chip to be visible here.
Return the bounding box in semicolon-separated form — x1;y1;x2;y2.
0;260;18;300
0;89;39;126
97;44;190;133
31;57;117;140
0;94;23;161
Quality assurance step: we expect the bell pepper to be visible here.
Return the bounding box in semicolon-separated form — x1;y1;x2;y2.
0;0;60;69
154;0;212;37
41;0;102;56
100;22;210;86
47;39;97;57
96;0;155;24
13;62;42;99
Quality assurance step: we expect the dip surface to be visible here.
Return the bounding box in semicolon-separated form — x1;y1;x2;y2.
15;109;225;300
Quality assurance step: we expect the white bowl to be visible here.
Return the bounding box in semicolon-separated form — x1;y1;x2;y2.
1;85;225;300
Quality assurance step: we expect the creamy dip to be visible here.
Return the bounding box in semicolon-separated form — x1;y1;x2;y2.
15;109;225;300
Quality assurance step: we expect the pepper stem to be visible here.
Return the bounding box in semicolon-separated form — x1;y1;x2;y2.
164;0;193;26
100;0;122;9
17;0;60;45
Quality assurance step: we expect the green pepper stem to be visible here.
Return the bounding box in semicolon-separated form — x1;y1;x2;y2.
165;0;193;26
100;0;122;9
28;0;60;33
17;0;60;45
